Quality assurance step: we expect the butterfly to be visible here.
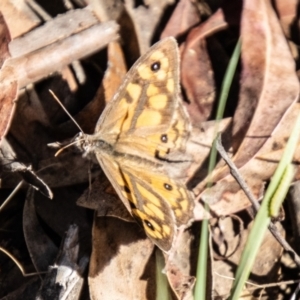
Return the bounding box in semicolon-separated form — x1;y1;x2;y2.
78;37;194;252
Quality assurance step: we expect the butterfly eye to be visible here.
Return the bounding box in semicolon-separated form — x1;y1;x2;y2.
164;183;173;191
151;61;161;72
161;134;168;143
144;220;155;231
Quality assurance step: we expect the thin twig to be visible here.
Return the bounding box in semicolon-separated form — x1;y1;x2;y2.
215;133;300;268
0;181;24;212
0;246;46;277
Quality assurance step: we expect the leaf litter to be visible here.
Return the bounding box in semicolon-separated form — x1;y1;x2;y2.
0;0;299;299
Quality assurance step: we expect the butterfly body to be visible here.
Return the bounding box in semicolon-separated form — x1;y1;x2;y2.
80;37;194;252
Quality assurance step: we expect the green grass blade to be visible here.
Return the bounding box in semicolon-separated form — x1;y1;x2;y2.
230;110;300;299
155;249;170;300
194;39;241;299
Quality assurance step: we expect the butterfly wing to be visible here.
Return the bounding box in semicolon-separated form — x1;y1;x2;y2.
94;36;192;173
90;37;194;251
121;163;194;227
97;150;194;251
94;37;190;157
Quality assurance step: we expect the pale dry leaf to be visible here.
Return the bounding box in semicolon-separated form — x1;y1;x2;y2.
124;0;176;53
274;0;299;39
103;41;127;104
9;7;99;58
89;217;155;300
4;20;119;89
0;0;40;38
87;0;124;22
160;0;201;39
37;224;88;300
193;0;299;217
196;102;300;219
186;117;232;184
231;0;299;168
179;7;230;124
0;13;18;141
76;174;133;222
213;219;284;298
164;229;195;299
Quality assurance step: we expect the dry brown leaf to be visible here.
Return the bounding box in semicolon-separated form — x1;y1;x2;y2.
160;0;201;39
180;8;228;124
2;1;299;299
77;174;133;222
213;217;284;298
164;230;196;299
0;0;40;38
103;41;127;104
56;39;127;139
124;0;176;54
193;0;299;218
23;188;58;272
231;0;299;168
9;7;99;59
275;0;299;39
88;0;125;22
89;217;155;299
196;102;300;220
0;13;18;141
5;20;119;89
181;37;215;123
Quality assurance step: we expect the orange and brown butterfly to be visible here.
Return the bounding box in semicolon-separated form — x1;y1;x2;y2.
78;37;195;252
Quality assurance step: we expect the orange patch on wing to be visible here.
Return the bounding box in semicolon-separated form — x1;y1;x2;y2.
110;98;129;134
159;57;169;70
136;110;162;127
148;94;168;109
174;208;182;218
167;78;174;93
179;196;189;211
126;82;142;101
156;70;167;81
147;84;159;97
137;64;152;80
149;50;165;61
120;98;137;132
162;225;171;236
137;184;161;206
145;202;164;220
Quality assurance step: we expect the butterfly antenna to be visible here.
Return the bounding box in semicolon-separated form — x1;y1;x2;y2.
49;89;84;133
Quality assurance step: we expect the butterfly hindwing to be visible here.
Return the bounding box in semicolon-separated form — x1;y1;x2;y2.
97;153;175;251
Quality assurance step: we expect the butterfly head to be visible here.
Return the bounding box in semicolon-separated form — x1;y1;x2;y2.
73;132;94;155
74;132;112;158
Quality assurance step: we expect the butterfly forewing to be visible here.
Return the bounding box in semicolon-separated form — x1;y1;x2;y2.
95;38;179;140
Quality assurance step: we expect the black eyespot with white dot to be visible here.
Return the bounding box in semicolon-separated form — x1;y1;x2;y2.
161;134;168;143
151;61;161;72
144;220;154;231
164;183;173;191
